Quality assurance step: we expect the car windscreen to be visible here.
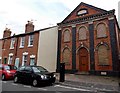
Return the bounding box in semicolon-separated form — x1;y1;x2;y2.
32;66;48;73
4;65;17;70
4;66;10;70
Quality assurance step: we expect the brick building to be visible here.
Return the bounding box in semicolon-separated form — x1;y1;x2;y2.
2;21;58;72
57;2;120;76
0;39;2;64
1;2;120;76
2;21;39;68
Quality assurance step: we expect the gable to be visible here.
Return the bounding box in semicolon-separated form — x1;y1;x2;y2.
62;2;107;23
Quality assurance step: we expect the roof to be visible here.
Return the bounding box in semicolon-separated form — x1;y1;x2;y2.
60;2;108;24
2;26;57;40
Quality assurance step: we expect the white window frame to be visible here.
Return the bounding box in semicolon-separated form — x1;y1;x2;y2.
22;52;28;66
28;35;34;47
10;38;15;49
8;53;13;64
20;37;25;48
30;55;35;65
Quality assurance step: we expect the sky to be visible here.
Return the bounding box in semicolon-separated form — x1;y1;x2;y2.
0;0;120;39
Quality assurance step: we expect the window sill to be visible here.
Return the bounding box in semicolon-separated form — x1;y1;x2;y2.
10;48;14;49
97;36;108;39
19;46;24;48
28;45;33;47
98;65;110;66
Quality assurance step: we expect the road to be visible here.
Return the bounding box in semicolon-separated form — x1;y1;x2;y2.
0;80;119;93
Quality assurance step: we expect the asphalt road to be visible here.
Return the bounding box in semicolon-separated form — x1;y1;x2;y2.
0;80;119;93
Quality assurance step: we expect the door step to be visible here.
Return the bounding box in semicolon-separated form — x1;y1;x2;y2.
75;72;89;75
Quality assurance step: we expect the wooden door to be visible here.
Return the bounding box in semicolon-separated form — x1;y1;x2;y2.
79;48;88;72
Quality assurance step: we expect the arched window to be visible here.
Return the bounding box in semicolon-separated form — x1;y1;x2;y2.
78;26;87;40
96;23;107;38
63;29;70;42
98;45;109;65
63;48;70;63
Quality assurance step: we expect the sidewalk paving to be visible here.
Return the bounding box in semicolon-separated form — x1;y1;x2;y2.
55;73;120;92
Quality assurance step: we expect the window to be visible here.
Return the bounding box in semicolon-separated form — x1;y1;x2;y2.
25;67;32;72
19;66;25;71
28;35;34;46
78;26;87;40
3;58;7;64
20;37;25;48
8;56;13;64
22;55;27;66
96;23;107;38
98;45;109;65
10;38;15;49
63;48;70;63
30;58;35;66
63;30;70;42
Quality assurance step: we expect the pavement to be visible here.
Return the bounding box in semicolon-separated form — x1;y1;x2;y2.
55;73;120;92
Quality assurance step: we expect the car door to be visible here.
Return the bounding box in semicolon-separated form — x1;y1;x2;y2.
0;64;2;77
17;66;25;81
24;66;33;82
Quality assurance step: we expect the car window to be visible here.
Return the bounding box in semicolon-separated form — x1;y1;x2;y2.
8;65;17;70
19;66;25;71
4;66;10;70
25;67;32;72
32;66;48;73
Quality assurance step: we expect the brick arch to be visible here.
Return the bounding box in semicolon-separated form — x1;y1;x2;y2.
95;21;108;30
76;45;89;54
95;42;110;51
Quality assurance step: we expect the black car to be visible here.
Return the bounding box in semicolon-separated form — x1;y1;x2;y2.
14;65;56;87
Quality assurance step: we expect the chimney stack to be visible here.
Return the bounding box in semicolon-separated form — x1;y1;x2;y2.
3;28;11;38
25;21;34;33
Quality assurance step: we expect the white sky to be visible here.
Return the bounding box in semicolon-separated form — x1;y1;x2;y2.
0;0;119;39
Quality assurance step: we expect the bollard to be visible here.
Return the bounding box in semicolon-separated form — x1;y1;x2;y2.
59;63;65;82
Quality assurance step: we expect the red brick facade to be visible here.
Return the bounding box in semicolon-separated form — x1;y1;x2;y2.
57;2;120;76
2;21;39;67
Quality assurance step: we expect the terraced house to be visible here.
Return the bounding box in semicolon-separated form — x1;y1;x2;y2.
1;2;120;76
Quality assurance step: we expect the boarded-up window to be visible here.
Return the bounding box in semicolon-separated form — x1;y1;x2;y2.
78;26;87;40
98;45;109;65
63;48;70;63
64;30;70;42
97;23;107;38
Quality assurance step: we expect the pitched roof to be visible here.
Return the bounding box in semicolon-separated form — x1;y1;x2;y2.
61;2;108;23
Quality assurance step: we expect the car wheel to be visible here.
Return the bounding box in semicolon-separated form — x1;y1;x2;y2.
14;76;18;83
32;79;38;87
2;74;6;81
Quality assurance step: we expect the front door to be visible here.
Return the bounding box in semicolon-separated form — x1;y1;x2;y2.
79;48;88;72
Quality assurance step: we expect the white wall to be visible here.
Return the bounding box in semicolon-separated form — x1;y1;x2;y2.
37;26;58;72
118;1;120;26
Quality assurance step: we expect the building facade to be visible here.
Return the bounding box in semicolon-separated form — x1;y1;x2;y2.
0;39;2;64
2;21;39;68
57;2;120;76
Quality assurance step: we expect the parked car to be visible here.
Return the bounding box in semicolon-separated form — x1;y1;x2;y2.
14;65;56;87
0;64;17;80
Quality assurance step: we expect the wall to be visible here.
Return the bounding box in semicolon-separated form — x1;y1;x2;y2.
37;26;58;72
0;40;2;63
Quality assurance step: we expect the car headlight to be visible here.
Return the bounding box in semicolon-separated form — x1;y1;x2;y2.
41;75;47;79
53;74;56;77
6;70;11;73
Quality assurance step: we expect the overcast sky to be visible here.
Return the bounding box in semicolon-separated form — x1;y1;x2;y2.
0;0;119;39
